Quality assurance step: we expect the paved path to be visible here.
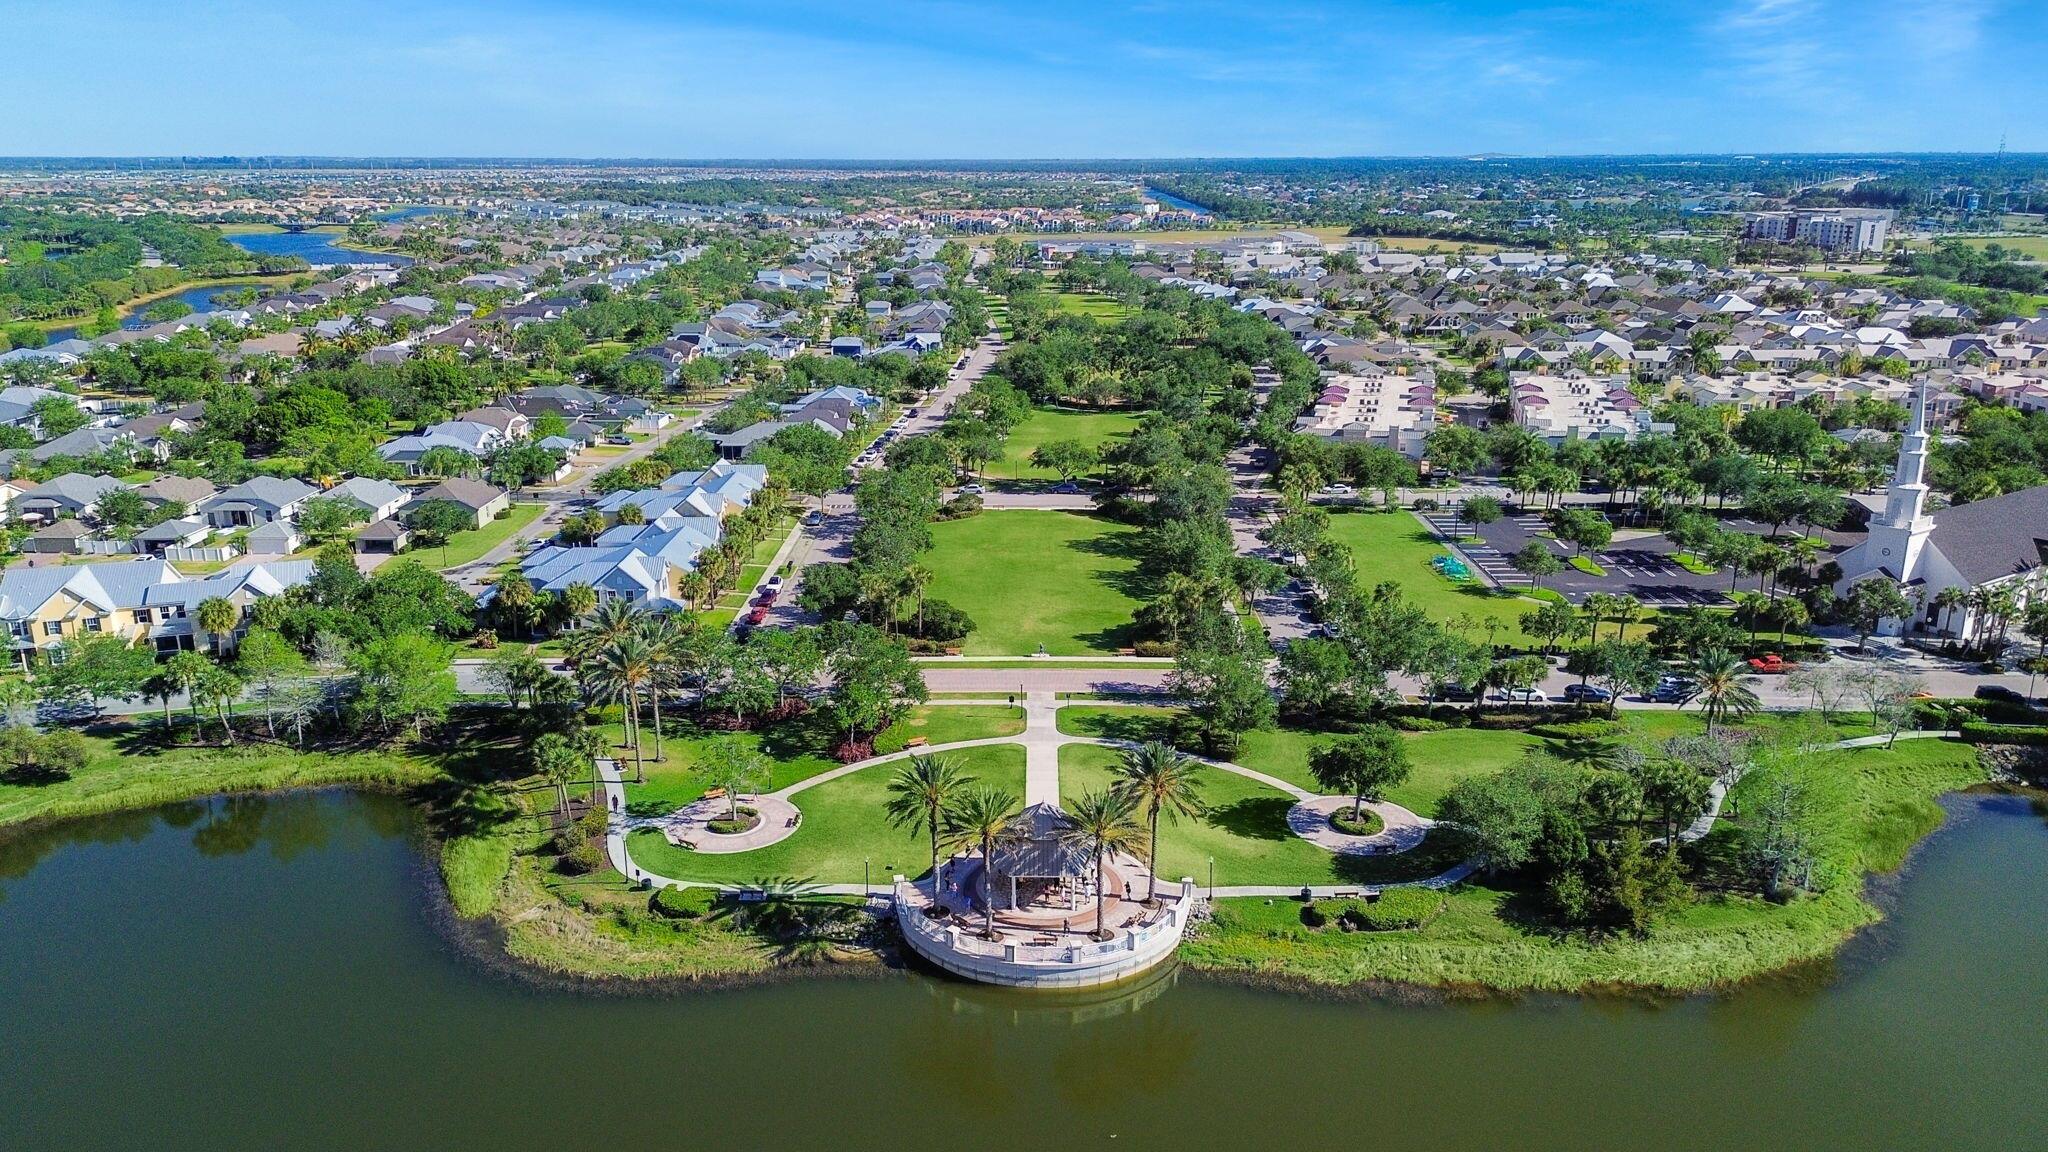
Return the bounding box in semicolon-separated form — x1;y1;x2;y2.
598;711;1971;900
1021;692;1062;805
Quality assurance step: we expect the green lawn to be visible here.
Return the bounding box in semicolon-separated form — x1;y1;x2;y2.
1958;235;2048;262
1048;291;1131;322
421;503;545;569
1053;706;1544;818
1058;744;1469;887
987;406;1143;483
608;704;1024;815
1184;737;1992;993
1323;508;1547;643
924;510;1151;654
625;743;1026;885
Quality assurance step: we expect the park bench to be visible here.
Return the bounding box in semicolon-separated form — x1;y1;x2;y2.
905;736;930;748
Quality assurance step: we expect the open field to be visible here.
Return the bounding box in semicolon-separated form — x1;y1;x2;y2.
1058;743;1469;886
1053;705;1544;818
1183;737;1991;992
1047;290;1131;322
1323;508;1545;644
988;405;1142;482
924;510;1149;655
625;743;1026;885
1956;235;2048;261
604;704;1025;813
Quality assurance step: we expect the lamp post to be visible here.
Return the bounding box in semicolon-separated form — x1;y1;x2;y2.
1207;856;1215;902
864;857;871;901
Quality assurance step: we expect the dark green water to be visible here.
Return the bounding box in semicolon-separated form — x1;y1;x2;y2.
2;790;2043;1152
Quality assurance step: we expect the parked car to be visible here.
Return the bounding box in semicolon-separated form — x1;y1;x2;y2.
802;510;823;526
1494;687;1549;705
1320;484;1354;495
958;483;985;495
1746;653;1796;674
1432;683;1478;702
765;574;784;592
1650;677;1694;703
1562;683;1612;703
745;605;770;626
1975;684;2028;705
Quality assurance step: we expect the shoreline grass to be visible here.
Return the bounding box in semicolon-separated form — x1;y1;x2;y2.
1181;738;1989;993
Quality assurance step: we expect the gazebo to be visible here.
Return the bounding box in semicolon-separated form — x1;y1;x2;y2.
986;803;1096;913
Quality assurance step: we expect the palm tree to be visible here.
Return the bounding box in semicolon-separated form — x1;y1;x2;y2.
1771;596;1810;644
885;753;972;886
1059;789;1148;940
636;611;696;762
588;633;655;782
1581;592;1619;647
1109;742;1205;904
194;596;240;657
1681;648;1760;731
900;563;934;637
559;582;597;630
1930;586;1966;639
1608;593;1644;644
942;785;1021;939
569;598;640;664
861;570;905;633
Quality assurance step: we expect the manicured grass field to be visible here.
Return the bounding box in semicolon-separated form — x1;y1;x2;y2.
1959;235;2048;262
422;503;545;569
924;510;1150;654
1053;705;1543;817
1184;737;1990;993
1048;291;1131;322
609;704;1024;814
625;743;1026;885
988;406;1142;482
1323;507;1545;643
1058;744;1469;886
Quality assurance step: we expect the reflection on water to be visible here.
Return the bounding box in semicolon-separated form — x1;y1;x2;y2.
0;789;2043;1152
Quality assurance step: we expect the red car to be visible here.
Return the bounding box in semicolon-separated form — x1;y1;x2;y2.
1746;654;1795;673
745;606;771;626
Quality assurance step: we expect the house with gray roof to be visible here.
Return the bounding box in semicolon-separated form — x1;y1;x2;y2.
14;473;127;522
199;476;319;529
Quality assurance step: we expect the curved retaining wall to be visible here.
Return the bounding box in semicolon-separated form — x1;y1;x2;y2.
893;877;1196;988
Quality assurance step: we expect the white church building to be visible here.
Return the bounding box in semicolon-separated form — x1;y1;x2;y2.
1833;382;2048;643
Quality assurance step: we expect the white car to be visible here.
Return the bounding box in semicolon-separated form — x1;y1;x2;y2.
764;575;784;592
1320;484;1354;495
958;483;985;495
1493;687;1549;705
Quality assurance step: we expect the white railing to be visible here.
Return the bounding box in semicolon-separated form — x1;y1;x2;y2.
892;877;1196;986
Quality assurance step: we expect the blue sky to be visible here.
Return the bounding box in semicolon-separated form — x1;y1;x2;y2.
3;0;2039;157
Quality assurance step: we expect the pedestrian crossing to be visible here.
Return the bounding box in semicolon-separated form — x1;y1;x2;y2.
1420;513;1531;587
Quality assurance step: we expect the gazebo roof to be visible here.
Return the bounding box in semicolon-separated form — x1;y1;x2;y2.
989;803;1091;880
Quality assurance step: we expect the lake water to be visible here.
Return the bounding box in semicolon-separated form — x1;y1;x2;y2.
374;205;455;221
1;789;2042;1152
43;282;272;344
1144;186;1211;214
223;231;413;267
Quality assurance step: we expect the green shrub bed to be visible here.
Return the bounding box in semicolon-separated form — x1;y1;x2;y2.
1329;806;1385;836
1298;888;1445;932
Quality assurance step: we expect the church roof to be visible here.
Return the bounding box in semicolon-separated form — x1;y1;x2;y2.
1930;485;2048;586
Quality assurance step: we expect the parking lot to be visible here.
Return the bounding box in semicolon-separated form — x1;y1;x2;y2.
1437;506;1744;608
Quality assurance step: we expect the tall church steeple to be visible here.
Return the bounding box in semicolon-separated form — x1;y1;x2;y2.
1876;379;1935;533
1864;379;1937;580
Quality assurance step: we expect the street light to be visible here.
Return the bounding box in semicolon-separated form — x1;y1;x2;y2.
864;857;871;901
1208;855;1215;902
